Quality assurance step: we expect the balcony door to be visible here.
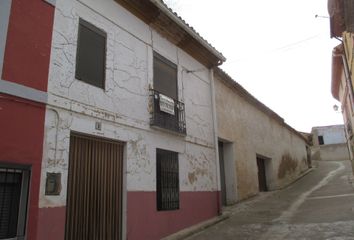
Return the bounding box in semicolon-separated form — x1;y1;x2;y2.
151;52;186;133
153;52;177;100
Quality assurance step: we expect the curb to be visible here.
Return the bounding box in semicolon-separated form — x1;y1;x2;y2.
161;213;230;240
275;166;315;191
293;167;314;182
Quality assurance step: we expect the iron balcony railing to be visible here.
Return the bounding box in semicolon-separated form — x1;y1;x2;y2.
149;89;186;134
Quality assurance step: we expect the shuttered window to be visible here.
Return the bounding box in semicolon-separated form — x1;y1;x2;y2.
156;149;179;211
0;166;30;239
153;52;178;100
75;19;106;89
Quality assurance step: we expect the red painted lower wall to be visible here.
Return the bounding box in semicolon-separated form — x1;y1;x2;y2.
37;207;66;240
0;94;46;240
127;191;219;240
35;191;219;240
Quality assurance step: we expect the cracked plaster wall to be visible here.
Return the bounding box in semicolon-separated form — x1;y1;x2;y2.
215;75;309;201
40;0;218;208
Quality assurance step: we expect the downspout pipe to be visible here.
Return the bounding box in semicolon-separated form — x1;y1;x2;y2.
209;67;222;215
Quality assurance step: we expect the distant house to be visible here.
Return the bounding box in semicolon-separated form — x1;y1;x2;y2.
214;68;310;203
328;0;354;171
311;125;350;161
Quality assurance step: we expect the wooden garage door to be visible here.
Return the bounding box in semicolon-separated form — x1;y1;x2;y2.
65;133;124;240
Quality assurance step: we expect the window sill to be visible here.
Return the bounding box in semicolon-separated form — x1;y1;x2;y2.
150;125;187;137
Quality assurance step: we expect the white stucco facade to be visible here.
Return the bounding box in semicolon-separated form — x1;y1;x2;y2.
311;125;347;146
39;0;219;208
311;125;350;161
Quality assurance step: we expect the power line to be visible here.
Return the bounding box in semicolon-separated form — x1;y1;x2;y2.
225;34;323;65
273;34;320;52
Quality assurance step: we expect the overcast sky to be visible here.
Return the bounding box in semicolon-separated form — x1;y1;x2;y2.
165;0;344;133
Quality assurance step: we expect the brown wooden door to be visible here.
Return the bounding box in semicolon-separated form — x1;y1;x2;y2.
65;133;124;240
257;157;268;192
218;141;227;206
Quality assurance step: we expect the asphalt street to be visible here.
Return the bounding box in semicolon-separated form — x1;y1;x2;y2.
185;160;354;240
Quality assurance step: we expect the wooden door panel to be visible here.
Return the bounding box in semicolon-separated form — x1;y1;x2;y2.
65;134;123;240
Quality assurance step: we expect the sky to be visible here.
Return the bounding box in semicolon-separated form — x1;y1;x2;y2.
164;0;344;133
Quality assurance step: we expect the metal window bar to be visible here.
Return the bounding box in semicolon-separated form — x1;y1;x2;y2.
0;167;29;239
156;149;179;211
150;89;186;134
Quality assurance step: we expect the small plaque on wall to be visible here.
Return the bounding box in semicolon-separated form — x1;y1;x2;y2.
45;172;61;195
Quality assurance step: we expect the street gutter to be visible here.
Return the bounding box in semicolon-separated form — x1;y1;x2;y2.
161;213;230;240
162;166;314;240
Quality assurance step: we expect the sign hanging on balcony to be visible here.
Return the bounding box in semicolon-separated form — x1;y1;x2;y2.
159;94;175;115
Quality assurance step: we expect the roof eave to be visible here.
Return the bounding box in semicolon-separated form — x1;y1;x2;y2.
114;0;226;67
150;0;226;63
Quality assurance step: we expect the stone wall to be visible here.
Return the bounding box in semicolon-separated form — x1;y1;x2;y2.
215;70;309;202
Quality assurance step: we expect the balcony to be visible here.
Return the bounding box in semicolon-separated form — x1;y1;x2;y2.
149;89;186;134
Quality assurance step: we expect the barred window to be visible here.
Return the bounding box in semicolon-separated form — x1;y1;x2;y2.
156;149;179;211
0;165;30;239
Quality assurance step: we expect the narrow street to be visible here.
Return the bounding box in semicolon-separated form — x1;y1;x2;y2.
185;160;354;240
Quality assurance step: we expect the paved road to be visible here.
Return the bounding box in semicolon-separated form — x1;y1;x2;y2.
185;160;354;240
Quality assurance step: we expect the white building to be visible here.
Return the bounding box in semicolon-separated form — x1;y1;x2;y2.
311;125;350;161
37;1;225;239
